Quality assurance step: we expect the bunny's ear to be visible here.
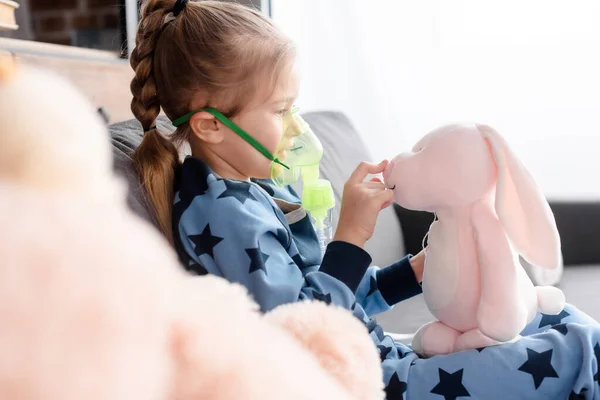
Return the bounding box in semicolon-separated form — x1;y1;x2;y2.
476;124;561;269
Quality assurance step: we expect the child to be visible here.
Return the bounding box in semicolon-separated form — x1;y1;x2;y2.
130;1;600;398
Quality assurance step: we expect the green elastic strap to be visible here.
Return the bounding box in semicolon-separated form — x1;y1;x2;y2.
172;108;289;170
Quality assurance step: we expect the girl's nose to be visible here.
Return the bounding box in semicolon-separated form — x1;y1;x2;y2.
383;160;395;181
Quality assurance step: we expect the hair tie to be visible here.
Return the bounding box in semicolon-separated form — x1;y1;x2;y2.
173;0;188;17
144;124;157;133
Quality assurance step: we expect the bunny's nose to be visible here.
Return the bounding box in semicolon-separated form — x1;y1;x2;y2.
383;160;395;181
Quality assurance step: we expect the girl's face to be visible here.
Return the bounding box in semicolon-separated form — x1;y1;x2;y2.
226;65;299;180
188;63;299;181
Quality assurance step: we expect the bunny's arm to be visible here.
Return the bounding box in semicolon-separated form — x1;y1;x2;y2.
471;201;528;342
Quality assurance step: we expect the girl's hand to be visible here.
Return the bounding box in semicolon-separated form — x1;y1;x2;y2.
333;160;394;249
410;249;426;283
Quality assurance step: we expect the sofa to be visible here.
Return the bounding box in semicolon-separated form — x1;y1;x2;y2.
108;111;600;338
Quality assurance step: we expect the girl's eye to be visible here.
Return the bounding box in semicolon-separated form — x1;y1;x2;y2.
276;108;290;116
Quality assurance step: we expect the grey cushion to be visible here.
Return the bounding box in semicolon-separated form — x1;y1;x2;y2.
108;112;406;266
109;117;176;228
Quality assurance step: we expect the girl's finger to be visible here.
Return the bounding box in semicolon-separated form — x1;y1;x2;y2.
348;160;388;184
376;187;395;204
380;200;394;210
364;182;387;190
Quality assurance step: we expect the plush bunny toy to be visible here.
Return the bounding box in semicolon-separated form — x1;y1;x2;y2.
383;123;566;358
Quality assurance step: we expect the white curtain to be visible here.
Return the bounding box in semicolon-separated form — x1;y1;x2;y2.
272;0;600;200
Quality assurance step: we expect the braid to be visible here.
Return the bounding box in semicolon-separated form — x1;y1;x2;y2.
130;0;172;131
129;0;180;243
128;0;297;244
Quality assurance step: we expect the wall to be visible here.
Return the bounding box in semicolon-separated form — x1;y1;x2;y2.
273;0;600;200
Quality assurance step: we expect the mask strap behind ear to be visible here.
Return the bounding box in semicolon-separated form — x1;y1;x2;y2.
172;108;289;170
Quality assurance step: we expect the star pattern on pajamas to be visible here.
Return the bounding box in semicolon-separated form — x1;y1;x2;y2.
518;348;559;389
385;372;407;399
188;224;224;259
255;180;275;196
217;180;257;205
551;323;569;336
430;368;470;400
312;290;332;305
292;254;308;270
538;309;571;329
178;158;211;198
246;247;270;275
569;387;588;399
378;344;393;363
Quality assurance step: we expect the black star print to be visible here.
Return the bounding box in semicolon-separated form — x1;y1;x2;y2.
292;254;307;270
593;343;600;382
551;323;569;336
246;247;270;275
569;388;587;399
312;290;332;305
255;180;275;196
518;348;559;389
188;224;224;259
366;276;378;297
385;372;407;399
275;228;290;248
186;261;208;276
178;157;211;199
430;368;470;400
397;347;407;359
217;180;257;205
475;347;487;353
538;309;571;329
378;345;393;362
172;158;216;249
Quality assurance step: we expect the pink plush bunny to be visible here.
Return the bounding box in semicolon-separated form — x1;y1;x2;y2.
383;123;566;358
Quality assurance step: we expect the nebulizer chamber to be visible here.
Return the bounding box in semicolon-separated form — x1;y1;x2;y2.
271;109;336;257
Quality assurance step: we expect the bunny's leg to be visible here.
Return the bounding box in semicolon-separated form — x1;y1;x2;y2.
471;202;529;342
411;321;461;358
454;328;507;352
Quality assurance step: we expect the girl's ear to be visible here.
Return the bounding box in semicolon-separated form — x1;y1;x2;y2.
189;111;224;144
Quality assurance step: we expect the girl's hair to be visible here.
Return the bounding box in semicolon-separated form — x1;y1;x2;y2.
130;0;295;243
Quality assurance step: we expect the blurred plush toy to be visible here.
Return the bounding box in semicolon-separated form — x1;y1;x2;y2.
0;54;383;400
383;123;566;357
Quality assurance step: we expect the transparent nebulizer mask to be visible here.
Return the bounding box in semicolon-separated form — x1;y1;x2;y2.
271;107;322;186
271;108;335;236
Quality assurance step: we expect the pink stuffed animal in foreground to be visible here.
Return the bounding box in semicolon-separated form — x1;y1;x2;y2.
383;123;566;357
0;56;383;400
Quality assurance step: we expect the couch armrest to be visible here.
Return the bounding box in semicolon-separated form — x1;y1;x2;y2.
394;201;600;267
552;201;600;266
